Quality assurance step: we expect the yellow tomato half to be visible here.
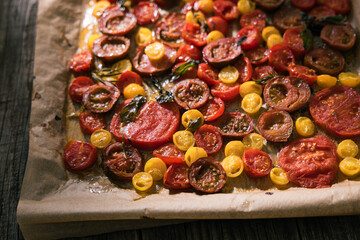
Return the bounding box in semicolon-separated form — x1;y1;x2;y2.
181;109;204;129
123;83;146;99
221;155;244;178
144;157;167;181
270;167;289;186
241;93;262;114
243;133;264;150
90;129;112;149
337;139;359;159
295;117;315;137
92;1;111;18
173;130;195;151
262;26;281;42
185;147;208;166
317;74;337;89
145;42;165;61
339;157;360;177
224;141;245;157
219;66;239;84
237;0;256;15
207;30;224;44
338;72;360;88
239;81;263;98
132;172;153;191
136;27;153;45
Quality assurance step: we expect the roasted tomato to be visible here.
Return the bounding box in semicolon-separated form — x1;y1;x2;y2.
154;0;179;8
304;48;344;76
240;10;266;32
252;65;276;80
198;97;225;122
289;64;317;85
309;86;360;138
68;76;95;103
153;143;185;165
234;56;253;83
63;141;97;172
133;1;159;25
176;44;202;63
214;112;254;137
202;37;242;67
111;101;180;150
273;7;305;32
173;79;210;109
163;163;191;190
213;0;239;21
257;110;293;142
283;27;308;59
194;125;223;155
324;0;349;14
211;82;240;101
245;47;269;65
172;63;198;81
92;35;130;62
79;112;107;135
197;63;220;86
188;157;227;193
69;52;93;75
83;82;120;113
98;5;136;35
236;26;262;50
291;0;315;11
263;76;310;112
269;44;295;73
309;6;336;20
154;12;186;48
102;142;143;181
320;23;356;51
242;149;272;178
116;70;143;93
206;16;229;36
278;135;338;188
182;23;208;47
253;0;284;11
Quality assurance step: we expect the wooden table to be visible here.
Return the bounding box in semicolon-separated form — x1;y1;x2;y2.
1;0;360;239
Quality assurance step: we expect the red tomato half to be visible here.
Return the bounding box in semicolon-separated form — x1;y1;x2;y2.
63;141;97;172
153;143;185;165
68;76;95;103
206;16;229;35
234;56;253;83
172;63;198;81
176;44;202;63
194;125;223;155
283;27;307;59
291;0;315;11
245;47;269;65
182;23;208;47
116;71;143;93
69;52;93;75
289;64;317;85
213;112;254;137
308;6;336;20
83;82;120;113
79;112;107;135
269;44;295;73
198;97;225;122
154;12;186;48
173;79;210;109
211;82;240;102
252;65;276;80
163;163;191;190
304;48;344;76
240;9;266;32
257;110;293;142
98;5;136;35
133;1;159;25
243;149;272;178
213;0;239;21
273;7;305;32
324;0;349;14
254;0;284;11
92;35;130;62
320;23;356;51
197;63;221;86
236;26;262;51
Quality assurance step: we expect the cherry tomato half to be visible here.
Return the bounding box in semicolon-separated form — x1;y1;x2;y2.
176;44;202;63
133;1;160;25
79;112;107;135
283;27;307;59
83;82;120;113
63;141;97;172
213;0;240;21
68;76;95;103
214;112;254;137
211;82;240;101
324;0;349;14
257;110;293;142
197;63;221;86
198;97;225;122
269;44;295;73
203;37;242;67
236;26;262;51
253;0;284;11
273;7;305;32
240;9;266;32
206;16;229;36
116;70;143;93
194;125;223;155
320;23;356;51
289;64;317;85
173;79;210;109
304;48;345;76
291;0;315;11
92;35;130;62
243;149;272;178
98;5;137;35
245;47;269;65
163;163;191;190
69;52;93;75
153;143;185;165
234;56;253;83
309;6;336;20
182;23;208;47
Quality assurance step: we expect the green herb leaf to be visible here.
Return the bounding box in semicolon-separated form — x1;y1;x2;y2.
300;28;313;50
150;75;162;90
117;0;126;8
156;90;174;103
119;95;147;123
201;22;210;33
254;72;278;85
169;59;199;82
301;12;316;25
237;36;247;46
186;118;202;132
317;15;347;25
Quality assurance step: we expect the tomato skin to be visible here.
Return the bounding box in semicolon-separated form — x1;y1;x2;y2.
163;163;191;190
324;0;349;14
236;26;262;51
194;125;223;155
240;9;266;32
116;70;143;94
92;35;130;62
153;143;185;165
206;16;229;36
234;56;253;83
213;0;239;21
245;47;269;65
173;79;210;109
154;0;178;8
182;23;208;47
176;44;202;63
68;76;95;103
320;23;356;51
283;27;307;59
211;82;240;102
154;12;186;48
83;82;120;113
133;1;159;25
273;7;305;32
79;112;107;135
257;110;293;142
63;141;97;172
198;97;225;122
214;112;254;137
172;63;198;81
289;64;317;85
252;65;276;80
304;48;344;76
98;5;136;35
69;52;93;75
253;0;284;11
269;44;295;73
243;149;272;178
197;63;221;86
291;0;315;11
309;6;336;20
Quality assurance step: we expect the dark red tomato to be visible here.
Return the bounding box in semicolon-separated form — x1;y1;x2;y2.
324;0;349;14
245;47;269;65
83;82;120;113
213;0;240;21
283;27;307;59
291;0;315;11
172;63;198;81
197;63;220;86
194;125;223;155
198;97;225;122
242;149;272;178
234;56;253;83
69;52;93;75
257;110;293;142
182;23;207;47
213;112;254;137
98;5;136;35
309;6;336;20
176;44;202;63
68;76;95;103
154;0;178;8
63;141;97;172
304;48;344;76
111;101;180;150
188;157;227;193
309;86;360;138
116;70;143;93
236;26;262;50
203;37;242;67
269;44;295;73
253;0;284;11
273;7;305;32
133;1;159;25
263;76;310;112
154;12;186;48
153;143;185;165
173;79;210;109
92;36;130;62
206;16;229;36
252;65;276;80
181;1;195;14
102;142;143;181
211;82;240;102
163;163;191;190
240;9;266;32
320;23;356;51
278;135;338;188
79;112;107;135
289;64;317;85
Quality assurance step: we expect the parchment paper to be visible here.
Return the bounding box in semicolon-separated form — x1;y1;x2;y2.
17;0;360;239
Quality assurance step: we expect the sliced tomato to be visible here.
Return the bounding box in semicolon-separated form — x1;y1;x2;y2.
252;65;276;80
245;47;269;65
234;56;253;83
133;1;159;25
92;35;130;62
154;12;186;48
304;48;344;76
116;71;143;93
269;44;295;73
240;9;266;32
206;16;229;35
320;23;356;51
236;26;262;50
182;23;208;47
283;27;307;59
63;141;97;172
79;112;107;135
273;7;305;32
194;125;223;155
173;79;210;109
203;37;242;67
213;112;254;137
153;143;185;165
68;76;95;103
253;0;284;11
198;97;225;122
98;5;136;35
83;82;120;113
69;52;93;75
211;82;240;101
243;149;272;178
291;0;315;11
289;64;317;85
213;0;239;21
197;63;221;86
172;63;198;81
176;44;202;63
308;6;336;20
257;110;293;142
324;0;349;14
163;163;191;190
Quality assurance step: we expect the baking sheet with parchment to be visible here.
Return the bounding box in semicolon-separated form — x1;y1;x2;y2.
17;0;360;239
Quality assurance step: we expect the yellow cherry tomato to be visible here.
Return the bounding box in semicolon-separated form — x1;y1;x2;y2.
132;172;153;191
207;30;225;44
135;27;153;45
295;117;315;137
88;33;101;50
145;42;165;61
267;34;283;49
241;93;263;114
112;59;132;73
173;130;195;151
221;155;244;178
262;26;281;42
185;147;208;166
144;157;167;181
90;129;112;149
181;109;204;129
237;0;256;15
123;83;147;99
243;133;264;150
339;157;360;177
198;0;214;14
224;141;245;157
270;167;289;186
337;139;359;159
219;66;239;84
317;74;337;89
92;1;111;18
185;11;206;25
239;81;263;98
338;72;360;88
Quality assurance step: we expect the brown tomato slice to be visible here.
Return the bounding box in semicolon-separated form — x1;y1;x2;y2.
173;79;210;109
92;35;130;62
214;112;254;137
257;110;293;142
304;48;344;76
253;0;284;11
320;23;356;51
98;5;136;35
194;125;223;155
163;163;191;190
83;82;120;113
273;7;305;32
154;12;186;48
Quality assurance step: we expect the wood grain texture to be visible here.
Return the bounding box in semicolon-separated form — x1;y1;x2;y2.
0;0;360;239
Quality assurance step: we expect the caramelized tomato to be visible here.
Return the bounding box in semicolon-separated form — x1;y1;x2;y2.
163;163;191;190
69;52;93;75
213;0;239;21
206;16;229;36
198;97;225;122
234;56;253;83
245;47;269;65
173;79;210;109
304;48;345;76
154;12;186;48
289;64;317;85
194;125;223;155
133;1;159;25
211;82;240;101
182;23;208;47
83;82;120;113
253;0;284;11
214;112;254;137
283;27;307;59
197;63;221;86
243;149;272;178
68;76;95;103
98;5;136;35
273;7;305;32
240;9;266;32
320;23;356;51
269;44;295;73
236;26;262;51
116;70;143;93
153;143;185;165
176;44;202;63
92;35;130;62
257;110;293;142
79;112;107;135
63;141;97;172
